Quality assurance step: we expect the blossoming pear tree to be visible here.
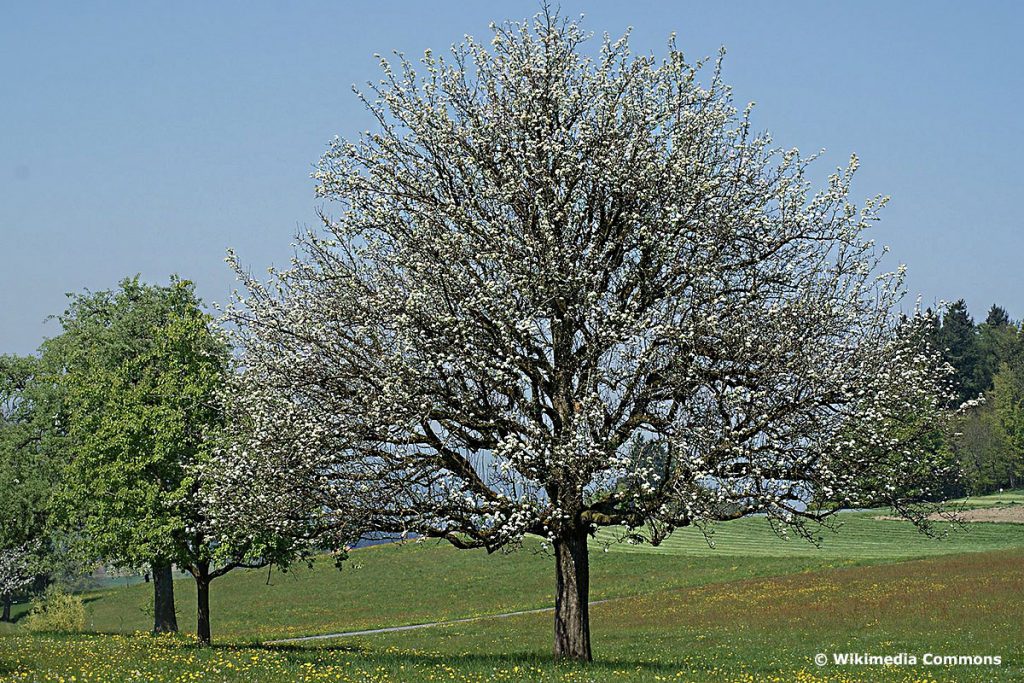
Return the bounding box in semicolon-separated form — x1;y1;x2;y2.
216;11;957;661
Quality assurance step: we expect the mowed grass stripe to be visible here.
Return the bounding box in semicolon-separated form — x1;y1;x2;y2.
596;510;1024;558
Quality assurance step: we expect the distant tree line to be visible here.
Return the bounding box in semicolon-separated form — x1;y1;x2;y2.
928;300;1024;494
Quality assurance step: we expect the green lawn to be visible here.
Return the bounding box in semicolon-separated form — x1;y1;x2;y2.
51;539;845;643
3;507;1024;682
952;490;1024;507
596;509;1024;559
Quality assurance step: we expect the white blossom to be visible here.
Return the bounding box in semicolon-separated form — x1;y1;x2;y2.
211;12;956;559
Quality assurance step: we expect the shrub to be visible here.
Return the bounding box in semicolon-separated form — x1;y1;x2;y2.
23;586;86;633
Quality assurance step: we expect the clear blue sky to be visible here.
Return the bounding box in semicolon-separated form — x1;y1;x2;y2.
2;1;1021;354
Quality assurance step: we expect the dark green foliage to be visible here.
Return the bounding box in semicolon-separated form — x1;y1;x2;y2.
933;300;1024;494
934;300;983;402
985;304;1011;327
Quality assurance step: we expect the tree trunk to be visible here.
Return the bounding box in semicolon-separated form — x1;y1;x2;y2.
553;526;592;661
1;593;11;623
152;562;178;633
195;563;212;647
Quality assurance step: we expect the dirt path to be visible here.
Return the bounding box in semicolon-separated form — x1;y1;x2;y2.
954;506;1024;523
264;599;614;645
876;505;1024;525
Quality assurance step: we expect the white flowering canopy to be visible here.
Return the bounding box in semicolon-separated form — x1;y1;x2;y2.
214;13;956;557
0;543;36;598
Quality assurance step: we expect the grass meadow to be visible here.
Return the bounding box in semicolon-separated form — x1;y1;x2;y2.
3;501;1024;681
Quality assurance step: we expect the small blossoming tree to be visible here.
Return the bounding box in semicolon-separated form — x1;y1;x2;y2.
216;11;956;660
0;544;35;621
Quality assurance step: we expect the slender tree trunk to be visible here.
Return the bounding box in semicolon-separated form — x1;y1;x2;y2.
195;563;212;647
152;562;178;633
553;525;592;661
1;593;11;622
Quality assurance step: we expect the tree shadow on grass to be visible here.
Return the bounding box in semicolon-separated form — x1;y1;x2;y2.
5;609;30;625
6;631;686;677
260;641;682;675
0;596;97;625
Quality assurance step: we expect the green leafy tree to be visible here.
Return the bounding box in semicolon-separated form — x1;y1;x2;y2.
935;303;1023;494
953;403;1013;494
51;277;290;645
990;361;1024;489
0;354;67;622
976;305;1021;394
